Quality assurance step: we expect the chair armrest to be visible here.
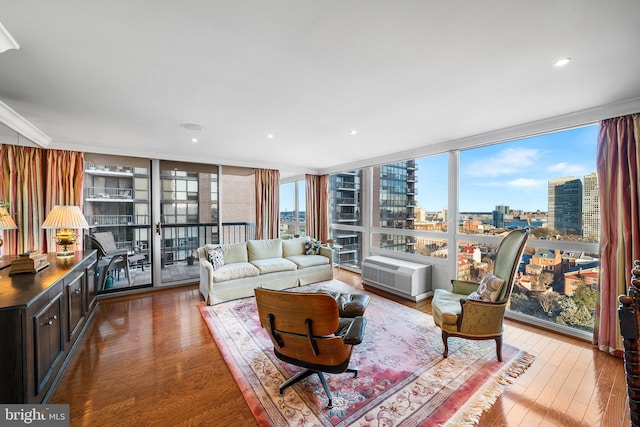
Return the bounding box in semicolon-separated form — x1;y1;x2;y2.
338;316;367;345
451;279;480;295
458;299;507;334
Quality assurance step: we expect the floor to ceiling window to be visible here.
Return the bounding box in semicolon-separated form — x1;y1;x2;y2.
280;179;306;238
457;124;599;338
371;155;449;258
158;161;218;286
329;170;363;269
83;154;152;291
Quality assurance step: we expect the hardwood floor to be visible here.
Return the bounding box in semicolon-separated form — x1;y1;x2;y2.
50;270;630;426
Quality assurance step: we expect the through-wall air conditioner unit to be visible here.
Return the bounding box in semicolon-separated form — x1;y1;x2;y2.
361;256;432;302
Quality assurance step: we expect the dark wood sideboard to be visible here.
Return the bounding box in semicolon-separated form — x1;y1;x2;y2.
0;250;98;403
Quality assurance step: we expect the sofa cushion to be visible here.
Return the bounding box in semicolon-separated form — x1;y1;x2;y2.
250;258;297;274
247;238;282;261
304;239;321;255
207;247;225;269
212;262;260;283
287;254;330;269
432;288;465;326
468;273;505;302
282;237;306;258
222;242;248;264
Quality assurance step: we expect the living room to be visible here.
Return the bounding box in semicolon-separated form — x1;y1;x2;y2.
1;2;640;426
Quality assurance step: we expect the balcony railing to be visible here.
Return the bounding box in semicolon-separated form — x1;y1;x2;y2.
85;187;133;200
88;214;134;225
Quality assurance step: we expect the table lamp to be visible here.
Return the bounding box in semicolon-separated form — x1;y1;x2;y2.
0;207;18;253
42;205;89;257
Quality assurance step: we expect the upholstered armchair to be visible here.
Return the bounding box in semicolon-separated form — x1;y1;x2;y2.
432;228;530;361
254;287;367;409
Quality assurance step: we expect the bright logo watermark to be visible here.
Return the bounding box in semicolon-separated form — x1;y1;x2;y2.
1;405;69;426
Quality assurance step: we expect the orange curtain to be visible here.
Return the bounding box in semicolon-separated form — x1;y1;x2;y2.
305;174;330;242
0;145;84;255
255;169;280;240
594;113;640;357
0;145;45;254
44;149;85;252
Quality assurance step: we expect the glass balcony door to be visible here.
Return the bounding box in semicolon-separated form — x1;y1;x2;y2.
156;161;219;286
84;154;152;292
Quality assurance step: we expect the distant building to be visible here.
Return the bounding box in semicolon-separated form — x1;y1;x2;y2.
548;177;583;235
492;210;505;228
582;172;599;241
564;267;599;295
371;161;418;253
531;248;563;282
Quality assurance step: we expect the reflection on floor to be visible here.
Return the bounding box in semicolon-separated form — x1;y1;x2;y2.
100;261;200;291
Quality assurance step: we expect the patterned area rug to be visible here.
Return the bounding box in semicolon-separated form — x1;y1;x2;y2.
199;280;534;426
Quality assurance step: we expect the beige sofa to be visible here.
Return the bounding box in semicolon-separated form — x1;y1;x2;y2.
198;237;334;305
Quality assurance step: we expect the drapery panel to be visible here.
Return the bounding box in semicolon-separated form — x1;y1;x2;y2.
0;145;45;254
0;145;84;255
594;113;640;357
44;149;85;252
255;169;280;240
305;174;330;242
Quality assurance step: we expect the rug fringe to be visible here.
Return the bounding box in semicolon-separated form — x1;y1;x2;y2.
443;351;536;426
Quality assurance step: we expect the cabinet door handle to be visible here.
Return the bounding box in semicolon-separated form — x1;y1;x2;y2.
73;288;82;295
41;315;57;326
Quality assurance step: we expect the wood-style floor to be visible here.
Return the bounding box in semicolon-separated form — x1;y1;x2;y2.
50;270;630;426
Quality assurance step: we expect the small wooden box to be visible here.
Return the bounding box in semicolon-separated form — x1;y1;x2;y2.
9;250;50;275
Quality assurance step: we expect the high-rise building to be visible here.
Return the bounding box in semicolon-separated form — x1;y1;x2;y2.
495;205;510;215
548;177;583;235
492;210;505;228
371;160;417;253
330;171;362;268
583;172;599;241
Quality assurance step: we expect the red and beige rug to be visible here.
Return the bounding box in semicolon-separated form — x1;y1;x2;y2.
199;280;534;426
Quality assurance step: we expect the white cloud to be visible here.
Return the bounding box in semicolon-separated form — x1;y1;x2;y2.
465;147;541;177
547;162;589;176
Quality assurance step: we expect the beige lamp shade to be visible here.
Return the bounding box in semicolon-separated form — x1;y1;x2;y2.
0;207;18;230
42;205;89;256
42;205;89;229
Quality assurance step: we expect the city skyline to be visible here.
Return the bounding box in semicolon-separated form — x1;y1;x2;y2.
281;124;599;214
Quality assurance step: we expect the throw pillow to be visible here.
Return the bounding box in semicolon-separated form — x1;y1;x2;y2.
207;247;225;269
304;239;321;255
473;273;506;302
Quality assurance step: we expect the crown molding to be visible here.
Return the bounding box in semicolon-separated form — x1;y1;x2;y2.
0;100;51;147
0;21;19;53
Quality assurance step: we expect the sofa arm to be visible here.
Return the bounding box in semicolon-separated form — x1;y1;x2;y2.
199;257;214;284
319;246;334;266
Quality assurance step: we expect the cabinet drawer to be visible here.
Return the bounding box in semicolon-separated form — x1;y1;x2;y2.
66;273;85;345
32;292;64;397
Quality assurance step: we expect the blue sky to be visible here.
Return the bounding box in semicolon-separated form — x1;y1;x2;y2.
281;124;599;213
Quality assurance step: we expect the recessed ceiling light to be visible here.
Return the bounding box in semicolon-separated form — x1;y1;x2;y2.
179;123;203;131
191;138;198;143
349;129;358;135
553;58;572;67
267;133;274;139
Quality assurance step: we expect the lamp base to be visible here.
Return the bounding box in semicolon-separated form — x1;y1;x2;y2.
56;248;75;257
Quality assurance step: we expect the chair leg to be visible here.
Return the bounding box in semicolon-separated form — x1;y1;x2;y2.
316;372;334;409
442;330;449;358
279;369;315;395
495;336;503;362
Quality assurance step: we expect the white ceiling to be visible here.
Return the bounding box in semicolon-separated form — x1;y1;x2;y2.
1;1;640;178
